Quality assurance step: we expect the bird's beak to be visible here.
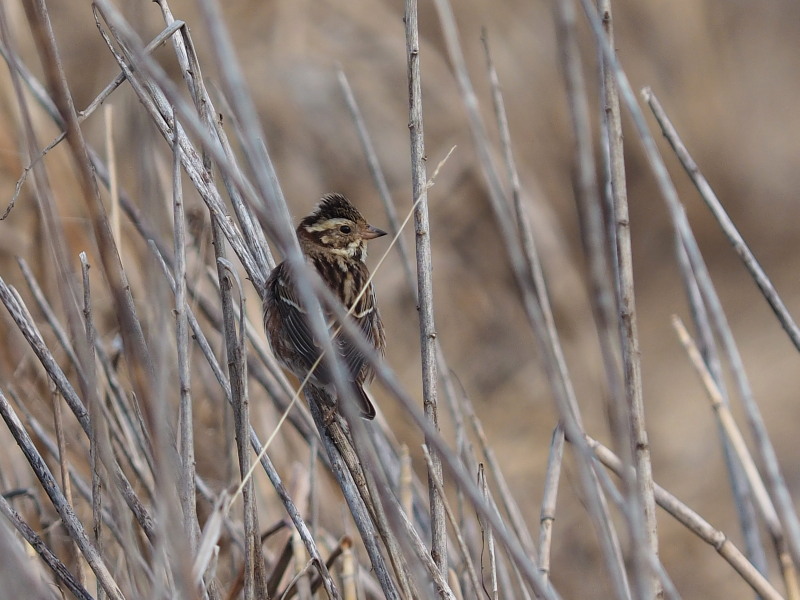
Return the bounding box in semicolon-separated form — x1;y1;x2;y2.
361;224;387;240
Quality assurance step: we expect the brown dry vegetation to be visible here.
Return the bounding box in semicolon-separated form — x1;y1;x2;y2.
0;1;799;599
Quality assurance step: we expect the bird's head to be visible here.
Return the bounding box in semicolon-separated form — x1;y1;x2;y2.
298;193;386;260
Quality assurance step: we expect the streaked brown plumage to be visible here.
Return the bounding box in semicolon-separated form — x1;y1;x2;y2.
264;193;386;419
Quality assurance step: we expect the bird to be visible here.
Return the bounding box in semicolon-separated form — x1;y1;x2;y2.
264;193;387;420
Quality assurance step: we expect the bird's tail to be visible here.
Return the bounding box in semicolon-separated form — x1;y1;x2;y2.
352;384;376;420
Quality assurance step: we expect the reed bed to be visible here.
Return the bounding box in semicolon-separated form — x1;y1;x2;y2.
0;0;797;598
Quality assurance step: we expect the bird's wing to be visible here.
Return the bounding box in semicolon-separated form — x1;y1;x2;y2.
335;270;383;383
269;264;326;378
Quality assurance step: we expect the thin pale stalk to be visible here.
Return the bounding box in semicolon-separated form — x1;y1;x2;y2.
421;446;483;599
80;253;105;597
673;317;800;599
461;391;537;559
0;388;125;600
554;0;651;596
478;465;499;600
430;5;632;597
291;530;313;600
400;444;413;518
172;108;200;557
308;398;401;600
538;425;565;585
588;436;786;600
645;87;800;574
342;540;357;600
596;4;660;595
0;493;93;600
674;239;768;578
104;105;120;247
51;388;88;589
404;0;446;577
213;226;258;600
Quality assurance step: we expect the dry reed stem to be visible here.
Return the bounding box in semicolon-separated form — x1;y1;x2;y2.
311;280;557;599
478;35;572;587
672;316;800;599
172;106;200;560
404;0;447;579
51;386;88;589
214;246;265;600
461;390;537;562
538;424;564;585
649;92;800;349
79;251;107;600
644;87;800;574
588;436;786;600
421;446;483;599
430;4;635;597
214;213;257;600
674;234;768;573
308;397;402;600
0;491;93;600
595;4;661;597
555;1;654;597
0;388;125;599
478;465;499;599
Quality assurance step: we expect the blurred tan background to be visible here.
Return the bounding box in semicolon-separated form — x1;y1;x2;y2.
1;1;799;597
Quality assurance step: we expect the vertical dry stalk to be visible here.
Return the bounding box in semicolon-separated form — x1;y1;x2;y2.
421;446;482;598
80;252;107;599
403;0;447;578
172;109;200;558
595;1;660;596
538;425;564;585
478;465;498;600
214;231;258;600
554;0;651;596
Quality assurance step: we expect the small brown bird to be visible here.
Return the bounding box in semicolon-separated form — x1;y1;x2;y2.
264;193;387;419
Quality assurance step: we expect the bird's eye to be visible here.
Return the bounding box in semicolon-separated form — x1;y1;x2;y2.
339;225;352;234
